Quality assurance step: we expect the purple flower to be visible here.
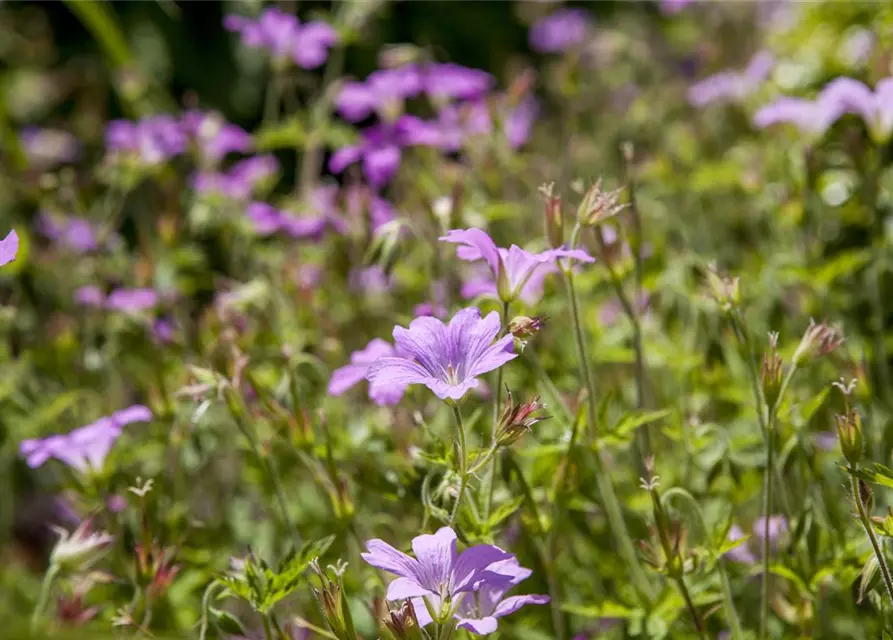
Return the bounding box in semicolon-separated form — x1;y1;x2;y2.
336;66;424;122
753;515;788;550
75;286;105;307
441;228;593;303
37;213;99;253
753;96;845;138
20;127;80;168
412;557;549;635
813;431;838;451
349;265;392;294
428;101;493;151
424;63;494;104
461;263;554;306
414;302;448;318
182;111;252;162
723;525;757;564
328;338;408;406
0;230;19;267
106;116;187;165
688;51;774;107
20;405;152;473
224;9;337;69
246;202;328;239
342;184;396;231
821;76;893;142
504;96;539;149
194;155;278;200
362;527;513;613
152;317;176;344
529;9;591;53
366;307;516;401
105;288;159;312
330;115;438;187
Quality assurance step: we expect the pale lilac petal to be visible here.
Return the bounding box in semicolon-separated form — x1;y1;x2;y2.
366;357;435;388
451;544;513;593
427;377;480;401
411;598;434;627
505;96;538;149
363;145;401;187
329;145;363;173
106;288;158;312
461;277;498;301
368;379;408;406
412;527;457;592
456;617;499;635
247;202;283;235
328;364;369;396
362;539;424;584
492;594;550;618
337;82;378;122
0;230;19;267
386;577;433;600
440;228;501;275
111;405;152;426
529;8;591;53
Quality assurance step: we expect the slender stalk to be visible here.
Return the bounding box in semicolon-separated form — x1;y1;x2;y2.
674;575;708;640
30;564;59;632
261;613;275;640
850;468;893;607
482;300;511;521
563;268;655;603
760;364;797;640
449;404;469;526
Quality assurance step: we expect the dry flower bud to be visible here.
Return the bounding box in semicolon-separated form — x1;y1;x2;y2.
539;182;564;248
508;315;546;340
761;332;784;409
577;178;628;226
835;410;863;467
705;263;741;313
496;390;548;447
792;319;844;367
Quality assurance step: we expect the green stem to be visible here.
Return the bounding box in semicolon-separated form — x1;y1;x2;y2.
261;613;275;640
30;564;59;632
449;404;468;526
563;267;654;603
850;467;893;607
674;575;708;640
482;300;511;521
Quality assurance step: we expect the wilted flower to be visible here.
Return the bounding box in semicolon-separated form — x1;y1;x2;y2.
361;527;512;622
508;315;546;340
20;405;153;473
792;319;844;366
705;263;740;313
384;600;423;640
540;183;564;248
328;338;408;406
0;230;19;267
528;8;592;54
496;391;548;447
578;179;628;227
49;520;114;571
366;307;516;401
441;228;593;304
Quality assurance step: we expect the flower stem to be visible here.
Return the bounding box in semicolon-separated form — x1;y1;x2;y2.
30;564;59;633
449;404;469;526
482;300;511;522
563;268;655;603
261;613;275;640
674;575;708;640
759;364;797;640
850;467;893;607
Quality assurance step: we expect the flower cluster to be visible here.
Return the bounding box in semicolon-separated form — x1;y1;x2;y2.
363;527;548;635
224;8;338;69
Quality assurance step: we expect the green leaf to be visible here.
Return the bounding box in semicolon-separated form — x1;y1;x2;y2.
561;601;642;619
210;607;246;636
487;496;525;528
714;534;750;557
254;118;308;150
858;554;879;604
797;387;830;425
855;464;893;490
608;409;673;441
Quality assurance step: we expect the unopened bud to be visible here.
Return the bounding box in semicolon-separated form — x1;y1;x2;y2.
508;315;546;340
577;178;628;227
761;332;784;409
496;390;548;447
495;253;513;303
835;410;863;466
792;319;844;367
860;479;874;513
383;601;423;640
705;263;741;313
365;220;404;276
49;521;114;572
539;182;564;248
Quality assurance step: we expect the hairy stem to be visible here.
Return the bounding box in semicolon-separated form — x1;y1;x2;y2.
449;404;468;526
675;575;708;640
482;300;511;522
30;564;59;633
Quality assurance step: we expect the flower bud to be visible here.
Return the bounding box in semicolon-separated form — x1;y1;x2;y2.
49;521;114;572
835;410;863;467
792;319;844;367
496;390;548;447
540;182;564;248
761;332;784;409
311;560;357;640
495;252;514;303
705;263;741;313
382;601;424;640
577;178;628;227
508;315;546;340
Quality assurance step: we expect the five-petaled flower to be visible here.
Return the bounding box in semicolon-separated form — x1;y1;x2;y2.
366;307;516;401
441;228;593;304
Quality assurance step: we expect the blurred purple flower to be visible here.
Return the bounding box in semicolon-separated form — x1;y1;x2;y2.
366;307;516;401
753;515;788;550
246;202;328;239
0;230;19;267
224;9;337;69
106;116;187;165
428;101;493;151
413;302;448;318
362;526;512;609
461;263;554;306
20;127;80;168
821;76;893;141
441;228;593;303
20;405;152;473
330;115;439;187
529;8;591;53
505;96;539;148
335;66;424;122
753;96;844;137
412;556;549;634
107;494;127;513
599;291;650;327
75;286;105;307
723;524;757;564
661;0;696;15
342;184;396;231
688;51;774;107
152;317;176;344
328;338;408;406
349;265;392;294
182;111;252;162
424;63;494;104
37;213;100;253
813;431;838;451
194;155;278;200
106;288;159;312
